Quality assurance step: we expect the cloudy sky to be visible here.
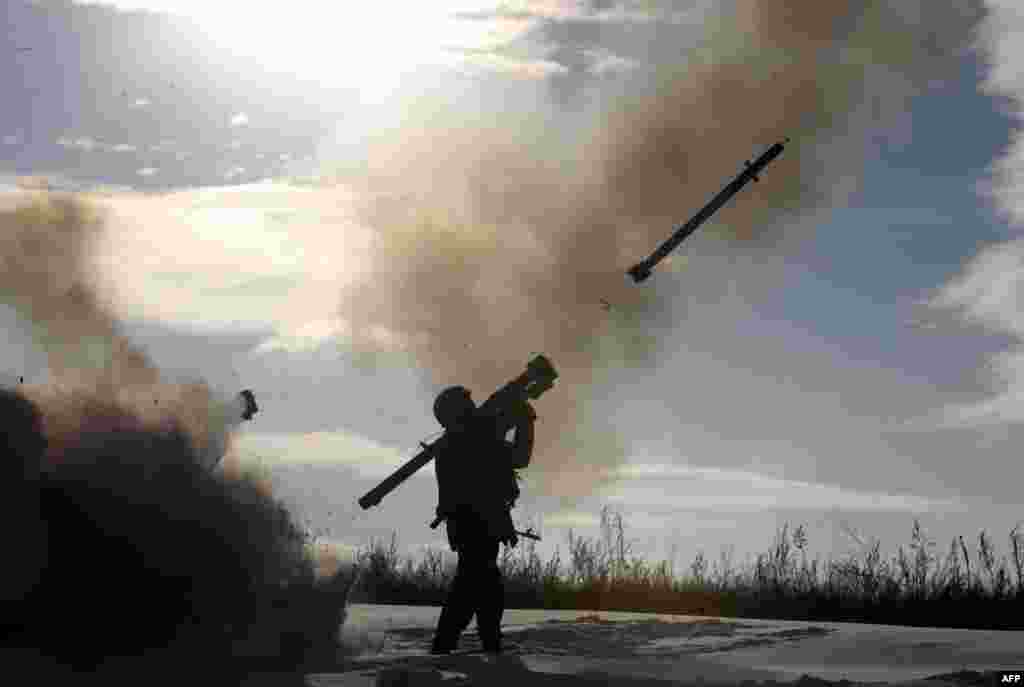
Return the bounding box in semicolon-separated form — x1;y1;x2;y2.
4;0;1024;570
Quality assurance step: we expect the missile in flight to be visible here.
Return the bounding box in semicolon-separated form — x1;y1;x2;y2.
627;138;790;283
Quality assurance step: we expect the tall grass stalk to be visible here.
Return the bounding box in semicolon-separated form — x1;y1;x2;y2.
344;512;1024;630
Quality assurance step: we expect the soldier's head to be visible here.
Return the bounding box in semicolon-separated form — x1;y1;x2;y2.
433;386;475;429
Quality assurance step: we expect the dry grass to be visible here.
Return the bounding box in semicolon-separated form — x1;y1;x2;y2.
344;507;1024;630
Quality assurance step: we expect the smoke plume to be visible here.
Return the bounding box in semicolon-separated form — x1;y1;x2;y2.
0;190;338;676
0;388;347;681
0;192;246;468
324;1;985;500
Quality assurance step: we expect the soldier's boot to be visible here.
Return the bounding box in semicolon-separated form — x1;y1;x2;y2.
429;641;453;656
430;624;458;654
431;602;472;654
478;558;504;654
430;628;458;654
476;606;502;654
478;627;502;654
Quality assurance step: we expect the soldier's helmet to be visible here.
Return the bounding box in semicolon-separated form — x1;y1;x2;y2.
433;386;475;429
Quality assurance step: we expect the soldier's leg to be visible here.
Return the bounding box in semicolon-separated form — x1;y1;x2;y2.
432;539;477;651
474;538;503;652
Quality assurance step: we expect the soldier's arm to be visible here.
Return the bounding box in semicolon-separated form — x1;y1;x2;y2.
434;448;454;518
506;404;535;469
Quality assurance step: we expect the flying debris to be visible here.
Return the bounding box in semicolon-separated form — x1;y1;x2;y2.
239;389;258;420
628;138;790;283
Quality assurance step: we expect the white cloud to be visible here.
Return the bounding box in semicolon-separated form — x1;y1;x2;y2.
905;2;1024;430
56;136;99;151
110;143;138;153
542;510;600;528
915;2;1024;430
131;98;151;108
1;174;91;193
223;166;246;180
931;241;1024;334
596;463;964;513
252;317;350;354
88;183;137;194
136;167;159;177
230;112;250;127
540;508;741;535
233;430;419;479
585;49;637;76
904;342;1024;429
250;318;409;355
461;53;569;79
149;140;177;153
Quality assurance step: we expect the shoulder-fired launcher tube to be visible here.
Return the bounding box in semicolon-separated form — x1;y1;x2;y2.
357;436;445;510
357;355;557;511
628;139;789;283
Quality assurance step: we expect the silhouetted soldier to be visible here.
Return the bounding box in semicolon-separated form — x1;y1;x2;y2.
430;385;535;655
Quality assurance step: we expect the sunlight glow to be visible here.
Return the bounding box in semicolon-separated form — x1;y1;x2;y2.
86;1;518;99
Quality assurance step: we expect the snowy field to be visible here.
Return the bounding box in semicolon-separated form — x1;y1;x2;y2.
310;604;1024;686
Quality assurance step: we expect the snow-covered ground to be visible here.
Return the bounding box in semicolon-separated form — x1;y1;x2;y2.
313;604;1024;686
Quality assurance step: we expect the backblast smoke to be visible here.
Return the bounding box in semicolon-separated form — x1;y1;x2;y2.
0;193;343;678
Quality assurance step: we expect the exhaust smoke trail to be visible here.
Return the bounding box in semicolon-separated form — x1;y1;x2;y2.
322;0;986;500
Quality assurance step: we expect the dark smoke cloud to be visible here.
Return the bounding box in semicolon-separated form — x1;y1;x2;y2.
0;388;346;682
323;0;987;502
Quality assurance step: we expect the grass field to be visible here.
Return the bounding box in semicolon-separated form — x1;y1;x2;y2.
338;506;1024;630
